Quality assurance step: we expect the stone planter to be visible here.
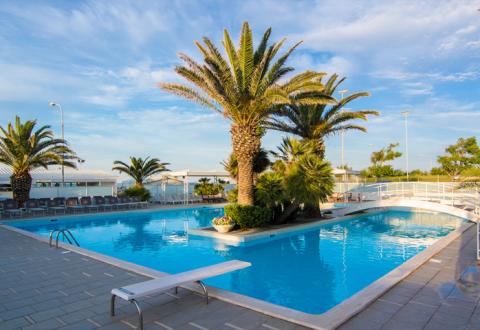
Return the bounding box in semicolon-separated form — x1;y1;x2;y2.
213;224;235;233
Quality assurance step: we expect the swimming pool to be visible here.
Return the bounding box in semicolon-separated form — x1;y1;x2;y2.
7;206;466;314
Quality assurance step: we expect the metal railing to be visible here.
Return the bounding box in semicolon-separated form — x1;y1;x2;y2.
335;182;480;211
337;181;480;260
49;229;80;248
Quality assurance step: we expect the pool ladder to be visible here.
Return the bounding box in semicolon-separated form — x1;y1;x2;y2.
49;229;80;248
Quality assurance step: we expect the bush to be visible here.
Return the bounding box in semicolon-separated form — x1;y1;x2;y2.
121;186;151;201
226;188;238;203
224;204;270;229
194;181;224;196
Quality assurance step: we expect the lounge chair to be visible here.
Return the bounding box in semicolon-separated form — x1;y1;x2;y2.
118;197;131;209
80;196;97;212
131;196;148;208
25;199;46;216
66;197;83;213
110;260;251;330
93;196;108;211
37;198;50;210
103;195;119;210
126;197;139;209
49;198;66;214
4;199;23;217
103;196;116;210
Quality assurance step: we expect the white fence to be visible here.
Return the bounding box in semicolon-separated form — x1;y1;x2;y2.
336;182;480;210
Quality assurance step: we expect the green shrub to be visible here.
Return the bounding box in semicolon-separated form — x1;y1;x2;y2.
226;188;238;203
194;181;224;196
121;186;151;201
224;204;270;229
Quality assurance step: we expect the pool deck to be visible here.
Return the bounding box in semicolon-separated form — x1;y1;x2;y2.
0;226;307;330
1;222;479;329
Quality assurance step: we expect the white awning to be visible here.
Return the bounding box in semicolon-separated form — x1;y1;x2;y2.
149;169;231;183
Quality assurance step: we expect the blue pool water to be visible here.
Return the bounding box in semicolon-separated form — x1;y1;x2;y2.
8;207;465;314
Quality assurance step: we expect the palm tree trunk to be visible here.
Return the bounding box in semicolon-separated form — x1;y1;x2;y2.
231;124;260;206
11;171;32;207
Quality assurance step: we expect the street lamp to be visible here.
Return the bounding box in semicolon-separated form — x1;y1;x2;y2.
338;89;348;201
401;111;410;181
49;102;65;187
338;89;348;170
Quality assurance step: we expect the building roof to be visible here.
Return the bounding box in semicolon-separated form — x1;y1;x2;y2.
0;167;118;184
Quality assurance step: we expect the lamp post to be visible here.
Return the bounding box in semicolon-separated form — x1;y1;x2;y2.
401;111;410;182
49;102;65;187
338;89;348;201
338;89;348;171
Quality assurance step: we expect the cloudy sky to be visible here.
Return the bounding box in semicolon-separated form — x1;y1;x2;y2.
0;0;479;173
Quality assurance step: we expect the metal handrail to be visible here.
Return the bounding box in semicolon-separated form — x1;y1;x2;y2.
49;229;80;248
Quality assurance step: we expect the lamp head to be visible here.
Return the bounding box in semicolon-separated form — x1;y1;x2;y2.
49;101;57;107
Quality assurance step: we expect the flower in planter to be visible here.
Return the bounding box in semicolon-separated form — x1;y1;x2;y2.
212;215;235;226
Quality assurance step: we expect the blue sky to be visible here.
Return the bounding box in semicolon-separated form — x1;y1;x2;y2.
0;0;479;173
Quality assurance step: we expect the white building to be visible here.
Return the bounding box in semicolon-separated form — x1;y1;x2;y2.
0;167;118;199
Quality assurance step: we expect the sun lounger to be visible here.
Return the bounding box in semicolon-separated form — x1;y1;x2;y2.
93;196;108;211
104;196;119;210
131;196;148;208
118;197;131;209
4;199;23;217
110;260;251;330
66;197;83;213
37;198;50;210
25;199;46;216
49;198;66;214
79;196;97;212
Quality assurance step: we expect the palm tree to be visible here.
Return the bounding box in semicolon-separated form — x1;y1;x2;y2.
112;157;169;187
270;137;315;169
267;74;379;157
159;22;331;206
221;148;270;181
0;116;77;206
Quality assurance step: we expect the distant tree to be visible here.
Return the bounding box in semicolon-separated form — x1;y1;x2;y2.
338;164;352;170
409;169;428;176
0;116;77;206
370;143;402;167
112;157;169;187
198;177;210;184
430;167;445;175
437;137;480;177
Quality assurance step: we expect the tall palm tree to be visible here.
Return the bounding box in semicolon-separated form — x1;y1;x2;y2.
159;22;331;205
267;74;379;157
112;157;169;187
0;116;77;206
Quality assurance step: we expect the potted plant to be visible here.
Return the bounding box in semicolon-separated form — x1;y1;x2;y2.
212;215;235;233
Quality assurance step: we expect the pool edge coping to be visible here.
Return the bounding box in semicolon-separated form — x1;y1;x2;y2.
0;210;474;330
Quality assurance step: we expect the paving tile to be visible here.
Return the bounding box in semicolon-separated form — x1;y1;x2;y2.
29;307;65;322
22;317;65;329
0;316;32;329
0;305;36;321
